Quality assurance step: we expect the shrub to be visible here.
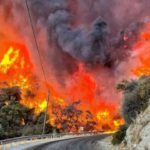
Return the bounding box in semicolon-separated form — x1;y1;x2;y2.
112;76;150;145
118;76;150;125
112;125;128;145
0;87;59;139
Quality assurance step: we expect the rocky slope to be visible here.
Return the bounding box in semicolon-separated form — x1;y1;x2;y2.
122;102;150;150
96;103;150;150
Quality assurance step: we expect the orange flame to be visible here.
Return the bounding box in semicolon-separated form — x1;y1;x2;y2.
0;41;47;114
132;23;150;76
0;47;19;73
0;41;124;132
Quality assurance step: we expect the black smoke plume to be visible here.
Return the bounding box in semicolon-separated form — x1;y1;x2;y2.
29;0;150;68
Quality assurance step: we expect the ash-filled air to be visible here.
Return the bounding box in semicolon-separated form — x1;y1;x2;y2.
0;0;150;132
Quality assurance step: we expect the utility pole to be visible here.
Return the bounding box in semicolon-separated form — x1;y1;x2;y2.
42;91;50;135
25;0;50;135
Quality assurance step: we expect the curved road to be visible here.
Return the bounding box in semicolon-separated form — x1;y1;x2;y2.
31;135;107;150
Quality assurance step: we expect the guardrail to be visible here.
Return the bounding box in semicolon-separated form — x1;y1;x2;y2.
0;132;99;145
0;132;102;150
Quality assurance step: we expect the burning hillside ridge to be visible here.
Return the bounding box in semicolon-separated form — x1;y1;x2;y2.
0;0;150;133
0;42;124;132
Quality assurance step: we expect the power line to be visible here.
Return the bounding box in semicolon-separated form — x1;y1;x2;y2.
25;0;47;83
25;0;50;135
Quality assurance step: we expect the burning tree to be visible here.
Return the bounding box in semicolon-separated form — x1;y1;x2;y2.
52;101;97;133
84;111;97;132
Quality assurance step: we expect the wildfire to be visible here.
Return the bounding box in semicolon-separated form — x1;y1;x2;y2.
96;109;124;131
0;47;19;73
0;41;47;115
0;42;32;88
0;41;124;132
39;100;47;112
132;23;150;76
97;111;109;120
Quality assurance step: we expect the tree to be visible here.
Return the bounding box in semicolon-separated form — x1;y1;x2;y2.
112;76;150;145
0;86;59;139
118;76;150;125
52;101;97;132
112;125;128;145
0;87;32;139
84;111;97;132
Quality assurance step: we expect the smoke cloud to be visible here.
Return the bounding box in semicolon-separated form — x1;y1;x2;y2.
27;0;150;68
1;0;150;69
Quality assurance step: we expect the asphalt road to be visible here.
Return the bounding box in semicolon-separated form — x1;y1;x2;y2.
31;135;107;150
